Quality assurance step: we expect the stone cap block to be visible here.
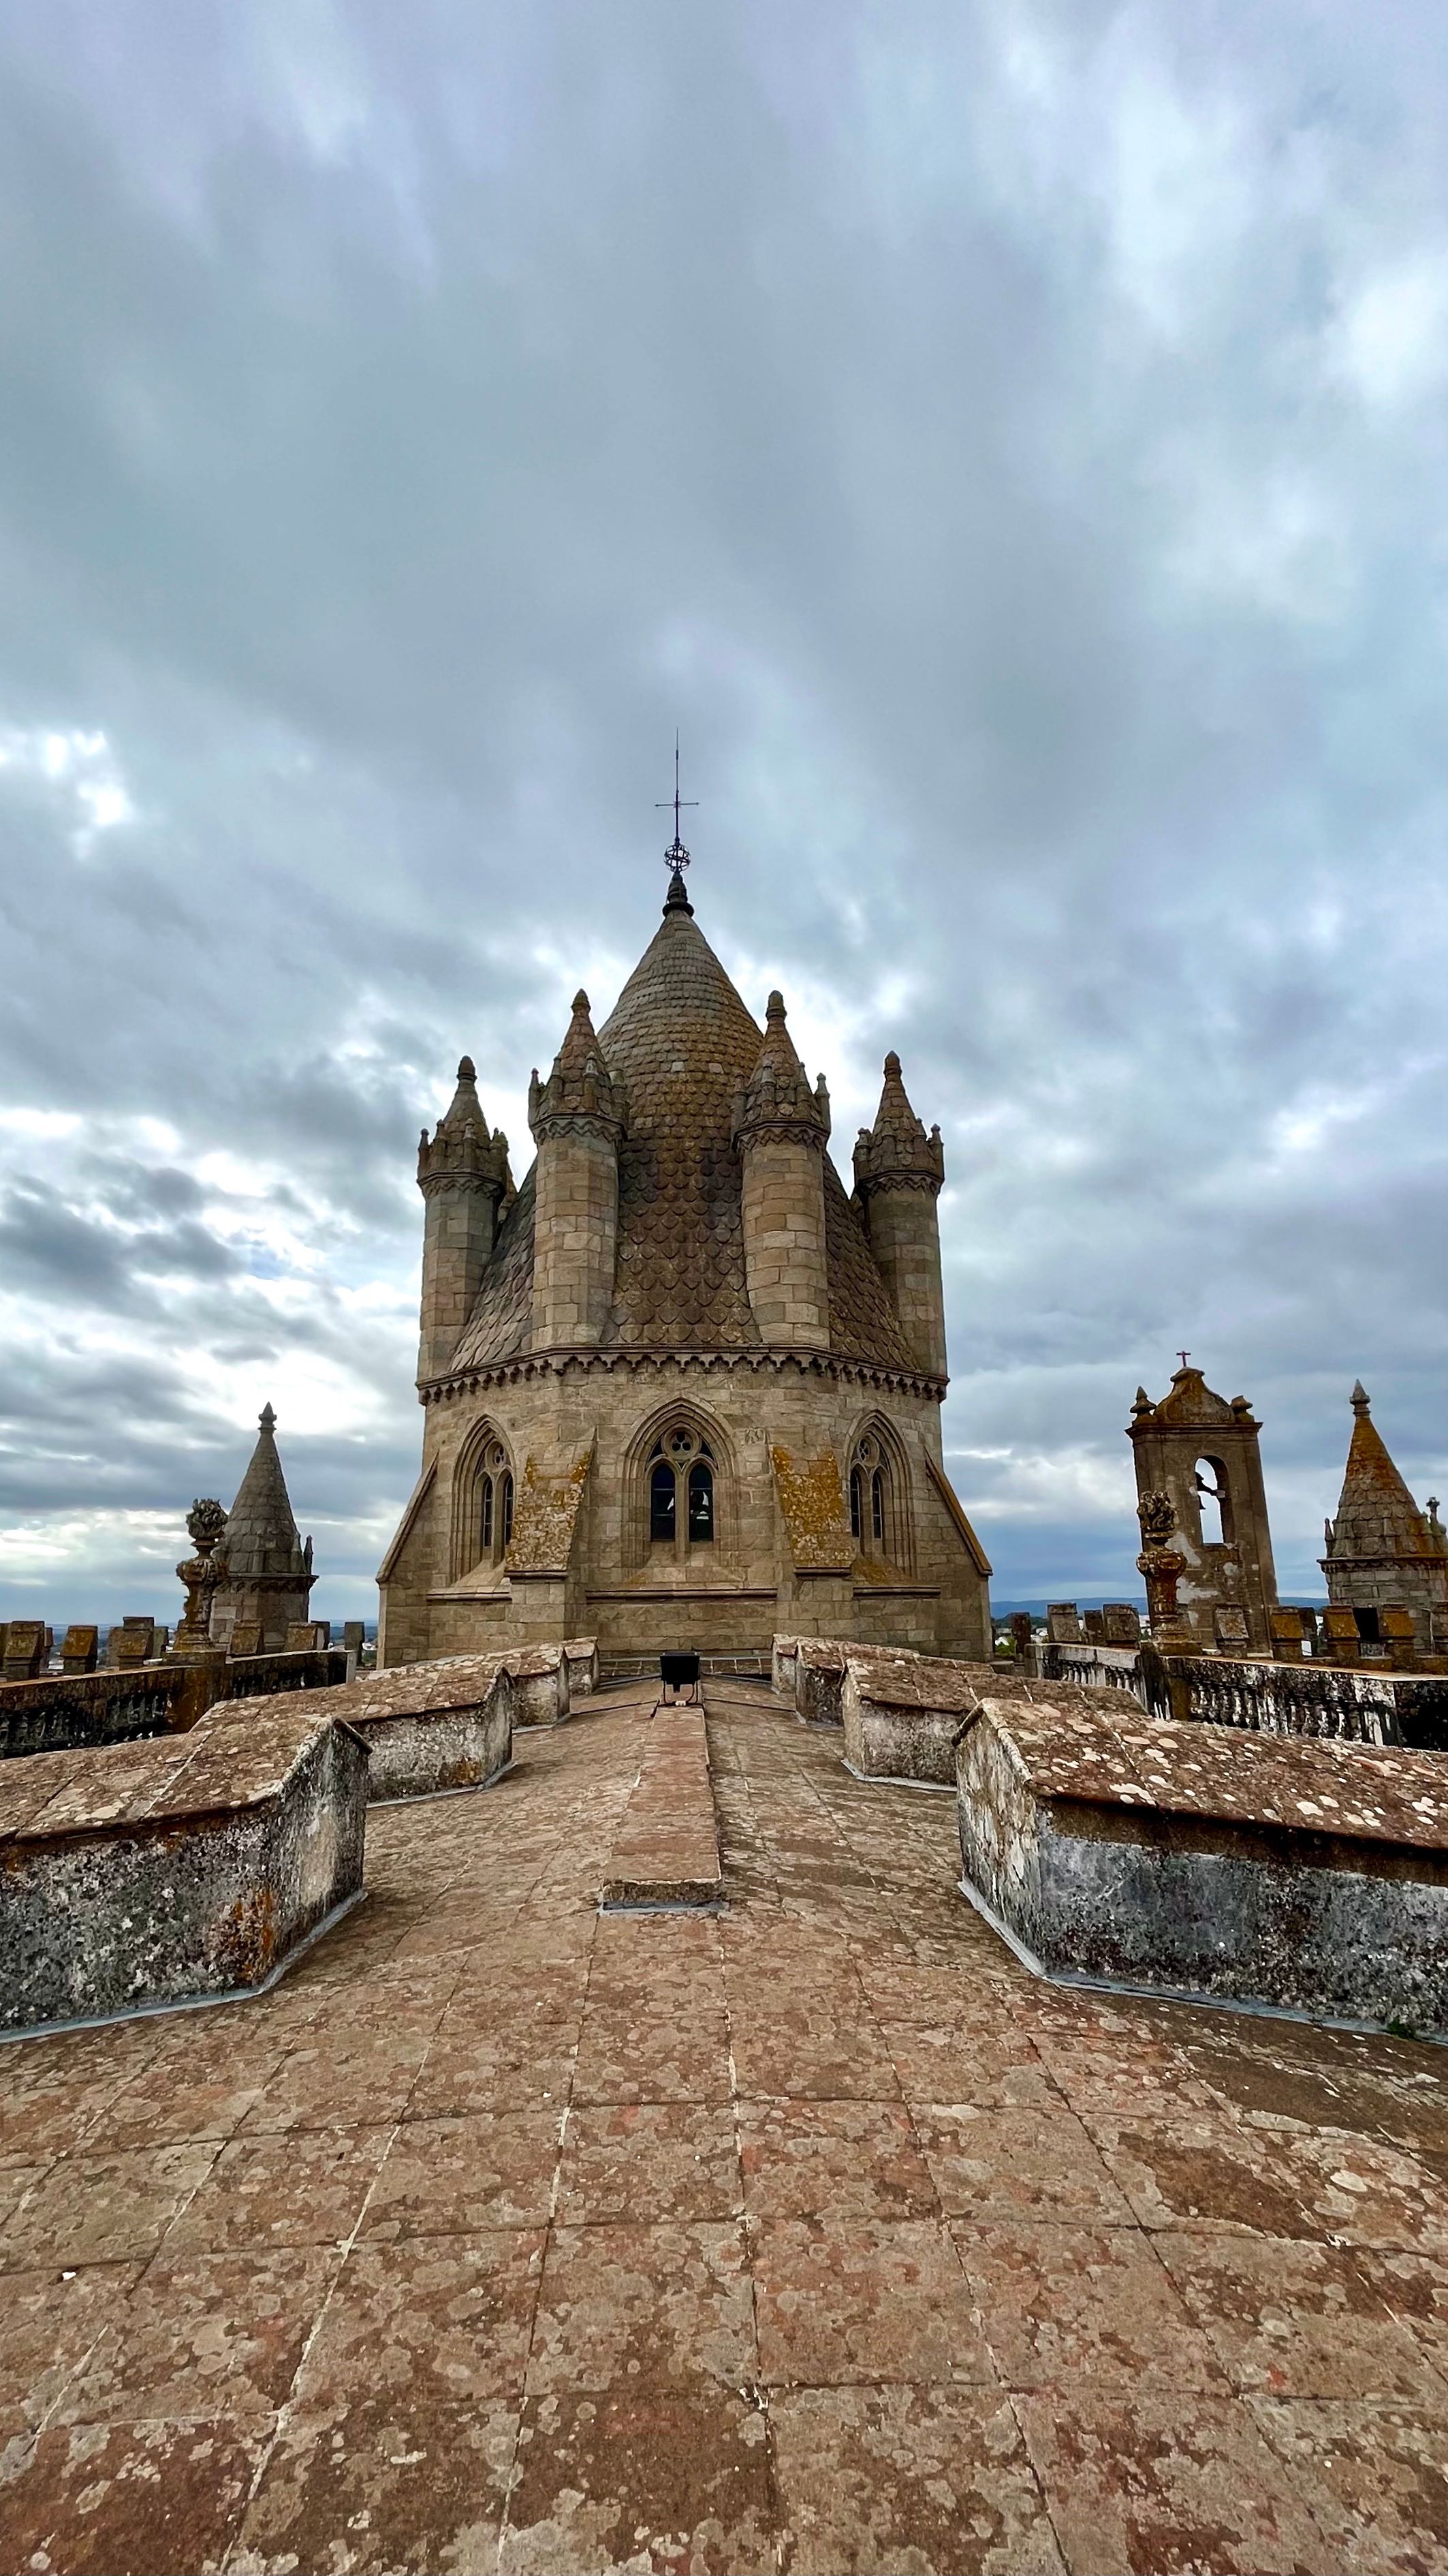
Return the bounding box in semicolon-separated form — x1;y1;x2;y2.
226;1652;513;1730
0;1703;358;1850
963;1694;1448;1861
845;1651;990;1713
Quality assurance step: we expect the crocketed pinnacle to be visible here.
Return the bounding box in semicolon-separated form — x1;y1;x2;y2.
1325;1384;1445;1564
220;1405;309;1581
418;1055;509;1191
529;991;627;1142
853;1051;944;1198
733;991;830;1149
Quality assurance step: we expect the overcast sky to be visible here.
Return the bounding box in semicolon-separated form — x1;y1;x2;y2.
0;0;1443;1624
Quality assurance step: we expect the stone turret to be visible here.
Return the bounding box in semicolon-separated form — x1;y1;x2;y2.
529;991;627;1349
211;1405;315;1651
1321;1383;1448;1653
853;1054;947;1379
732;991;831;1351
417;1058;511;1382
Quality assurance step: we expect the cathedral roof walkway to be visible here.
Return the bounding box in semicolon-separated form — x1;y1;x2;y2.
1;1678;1447;2570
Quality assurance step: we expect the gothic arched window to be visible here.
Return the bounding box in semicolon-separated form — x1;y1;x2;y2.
850;1430;903;1563
473;1440;514;1566
648;1426;715;1558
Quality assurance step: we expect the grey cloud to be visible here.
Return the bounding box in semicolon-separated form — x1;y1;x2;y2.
0;0;1443;1619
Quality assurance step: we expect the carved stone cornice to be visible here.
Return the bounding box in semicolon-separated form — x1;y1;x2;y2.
527;1107;627;1147
732;1115;828;1156
418;1342;947;1406
854;1165;942;1199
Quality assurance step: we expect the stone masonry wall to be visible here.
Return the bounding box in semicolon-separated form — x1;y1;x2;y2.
380;1356;988;1667
531;1130;619;1348
739;1138;830;1350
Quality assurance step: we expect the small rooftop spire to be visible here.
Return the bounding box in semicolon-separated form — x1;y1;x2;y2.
732;988;829;1149
529;989;626;1141
853;1050;944;1199
1352;1379;1370;1414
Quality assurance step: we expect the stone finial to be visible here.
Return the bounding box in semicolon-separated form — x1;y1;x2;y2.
853;1051;944;1200
418;1053;509;1195
258;1401;277;1434
732;991;829;1153
1351;1380;1371;1415
1131;1387;1154;1418
174;1498;228;1662
529;991;626;1145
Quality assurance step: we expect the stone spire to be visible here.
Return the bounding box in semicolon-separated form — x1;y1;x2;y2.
732;992;830;1150
222;1405;309;1580
1325;1384;1443;1564
853;1053;943;1198
529;992;627;1144
212;1405;316;1650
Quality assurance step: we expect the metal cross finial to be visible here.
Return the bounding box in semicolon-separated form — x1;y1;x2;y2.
656;732;698;876
1177;1350;1191;1370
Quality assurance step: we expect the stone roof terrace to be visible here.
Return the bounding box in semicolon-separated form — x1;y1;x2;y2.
3;1680;1448;2572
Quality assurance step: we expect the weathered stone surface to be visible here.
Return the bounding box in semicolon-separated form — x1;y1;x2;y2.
842;1650;992;1784
791;1636;919;1729
507;1642;571;1728
1043;1637;1448;1749
0;1706;366;2031
599;1696;722;1908
0;1648;348;1766
225;1653;515;1803
957;1694;1448;2035
563;1635;599;1698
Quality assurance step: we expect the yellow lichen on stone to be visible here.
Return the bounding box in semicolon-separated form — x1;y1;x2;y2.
505;1444;593;1574
772;1444;854;1571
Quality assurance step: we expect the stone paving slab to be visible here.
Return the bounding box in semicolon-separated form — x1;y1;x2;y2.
0;1682;1447;2571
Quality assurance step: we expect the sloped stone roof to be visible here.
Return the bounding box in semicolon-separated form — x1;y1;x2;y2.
450;897;919;1371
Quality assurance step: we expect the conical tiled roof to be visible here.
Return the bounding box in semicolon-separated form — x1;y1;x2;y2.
221;1404;309;1579
1325;1385;1444;1564
450;894;917;1369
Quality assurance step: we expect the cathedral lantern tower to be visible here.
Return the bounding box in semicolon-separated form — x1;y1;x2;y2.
528;990;627;1349
416;1059;509;1382
853;1054;947;1379
379;782;991;1673
732;990;831;1352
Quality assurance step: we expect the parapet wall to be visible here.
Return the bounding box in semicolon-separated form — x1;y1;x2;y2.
1041;1639;1448;1752
0;1649;349;1763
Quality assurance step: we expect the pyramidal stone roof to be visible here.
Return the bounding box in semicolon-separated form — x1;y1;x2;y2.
221;1404;309;1579
1326;1384;1446;1564
451;892;917;1371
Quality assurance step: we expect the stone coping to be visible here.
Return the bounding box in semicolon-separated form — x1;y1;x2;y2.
966;1693;1448;1869
0;1702;362;1849
843;1650;990;1713
599;1701;722;1910
225;1653;511;1731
